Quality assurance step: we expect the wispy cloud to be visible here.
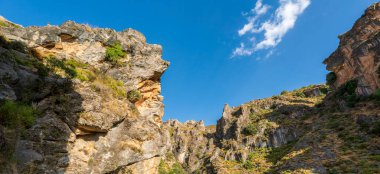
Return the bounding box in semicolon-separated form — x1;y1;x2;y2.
233;0;311;58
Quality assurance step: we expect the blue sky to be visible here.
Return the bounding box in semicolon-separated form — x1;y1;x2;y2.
0;0;378;125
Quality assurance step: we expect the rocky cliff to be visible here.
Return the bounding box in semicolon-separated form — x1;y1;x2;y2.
161;120;216;173
161;2;380;174
162;85;333;173
0;17;169;173
1;2;380;174
324;2;380;96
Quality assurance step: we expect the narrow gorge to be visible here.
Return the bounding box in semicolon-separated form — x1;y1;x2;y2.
0;2;380;174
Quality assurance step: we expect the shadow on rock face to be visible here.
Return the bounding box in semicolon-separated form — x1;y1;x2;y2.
0;38;84;174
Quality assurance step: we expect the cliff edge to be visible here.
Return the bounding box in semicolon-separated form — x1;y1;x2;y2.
0;17;169;173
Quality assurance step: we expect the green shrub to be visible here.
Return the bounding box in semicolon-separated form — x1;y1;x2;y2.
369;154;380;161
193;169;202;174
159;161;186;174
158;160;168;174
327;72;337;86
335;80;359;107
320;87;329;94
105;43;126;64
0;21;20;28
242;123;258;136
65;58;88;68
75;68;96;82
35;61;50;77
294;92;306;98
103;76;126;97
46;57;96;81
46;57;77;78
9;41;27;53
14;54;50;76
371;121;380;135
170;163;187;174
345;80;358;94
374;89;380;103
249;113;260;122
0;49;17;63
243;160;254;169
0;49;49;77
280;90;289;95
91;75;126;98
0;100;37;129
346;94;359;107
0;35;27;53
127;90;141;103
0;35;8;47
267;141;296;163
0;21;7;27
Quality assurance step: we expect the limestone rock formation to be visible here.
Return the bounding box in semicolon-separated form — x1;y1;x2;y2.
162;120;216;173
160;3;380;173
1;1;380;174
0;16;169;173
324;2;380;96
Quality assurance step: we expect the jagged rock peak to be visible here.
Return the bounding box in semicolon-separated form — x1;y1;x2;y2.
324;2;380;96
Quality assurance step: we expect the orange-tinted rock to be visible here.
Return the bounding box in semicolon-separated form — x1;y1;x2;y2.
324;2;380;95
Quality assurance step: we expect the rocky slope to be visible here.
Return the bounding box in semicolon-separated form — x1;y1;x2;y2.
162;85;331;173
161;2;380;174
163;85;379;174
0;17;169;173
161;120;216;173
1;2;380;174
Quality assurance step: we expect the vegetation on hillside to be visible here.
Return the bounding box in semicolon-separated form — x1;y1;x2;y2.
158;160;187;174
0;100;37;129
127;89;142;103
105;42;126;65
326;72;337;86
335;80;359;107
0;35;27;53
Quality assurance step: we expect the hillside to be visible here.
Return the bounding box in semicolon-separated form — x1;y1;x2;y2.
161;2;380;174
0;2;380;174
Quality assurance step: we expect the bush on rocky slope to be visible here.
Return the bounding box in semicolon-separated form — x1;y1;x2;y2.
158;160;187;174
0;35;27;53
0;100;37;129
127;89;141;103
374;89;380;103
242;122;258;136
335;79;359;107
105;42;126;64
326;72;337;86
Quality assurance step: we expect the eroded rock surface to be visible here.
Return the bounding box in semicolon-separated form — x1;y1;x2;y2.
0;17;169;173
162;120;216;173
324;2;380;96
160;3;380;173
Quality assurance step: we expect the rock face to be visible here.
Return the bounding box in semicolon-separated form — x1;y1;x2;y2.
161;85;331;173
160;3;380;173
216;101;301;150
1;2;380;174
162;120;216;173
0;17;169;173
324;2;380;96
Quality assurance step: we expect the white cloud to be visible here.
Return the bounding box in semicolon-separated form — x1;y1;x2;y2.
233;0;311;57
238;0;270;36
233;43;254;56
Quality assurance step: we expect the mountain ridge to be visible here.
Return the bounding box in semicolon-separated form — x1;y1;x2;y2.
0;2;379;174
